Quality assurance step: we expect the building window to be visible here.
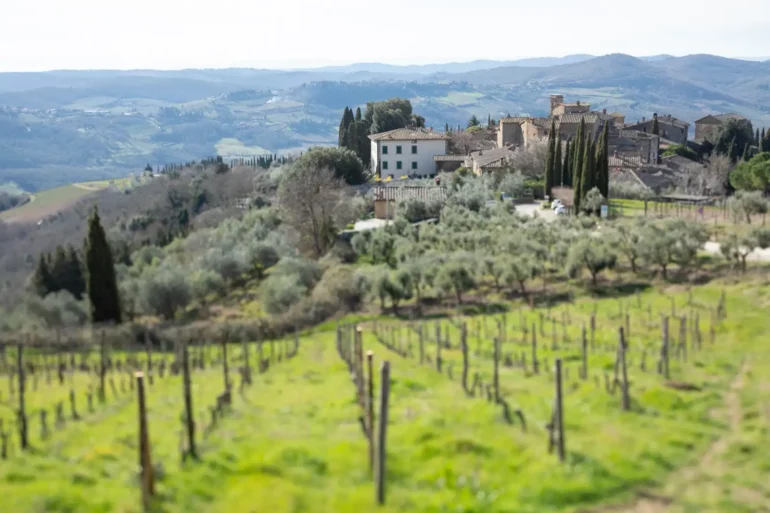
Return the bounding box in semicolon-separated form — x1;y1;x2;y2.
411;145;417;154
382;145;388;155
382;161;388;170
396;145;402;154
411;162;418;170
396;161;402;170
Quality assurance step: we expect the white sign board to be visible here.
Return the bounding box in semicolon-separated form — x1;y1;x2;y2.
600;205;609;219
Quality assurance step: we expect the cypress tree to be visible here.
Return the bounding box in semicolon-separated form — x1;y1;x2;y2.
727;136;737;164
66;245;86;300
544;119;556;197
31;254;54;297
580;136;595;210
346;120;359;152
84;208;122;324
763;128;769;152
355;107;362;122
338;107;350;146
50;245;69;293
487;113;491;127
572;119;586;213
598;122;610;198
562;139;572;187
742;142;751;162
445;122;449;133
651;113;659;136
554;130;563;186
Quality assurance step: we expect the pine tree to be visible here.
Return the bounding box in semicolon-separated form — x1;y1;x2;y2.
572;119;586;213
651;113;659;136
31;253;54;297
85;208;122;324
544;119;556;197
742;142;751;162
554;130;563;186
562;139;572;187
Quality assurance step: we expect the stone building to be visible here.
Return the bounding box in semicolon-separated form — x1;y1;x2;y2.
624;114;689;145
694;113;749;143
612;130;660;164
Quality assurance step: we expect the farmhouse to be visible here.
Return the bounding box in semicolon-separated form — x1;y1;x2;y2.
694;113;750;143
369;127;448;179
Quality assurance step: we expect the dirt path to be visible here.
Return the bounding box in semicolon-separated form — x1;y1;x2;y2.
596;359;749;513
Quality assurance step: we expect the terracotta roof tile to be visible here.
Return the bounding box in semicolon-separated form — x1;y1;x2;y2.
369;127;448;141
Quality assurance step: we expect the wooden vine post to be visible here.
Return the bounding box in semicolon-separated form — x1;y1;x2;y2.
181;342;197;460
435;324;442;373
99;330;107;403
136;372;154;510
554;358;565;461
460;323;470;395
619;328;630;411
366;351;375;474
531;323;539;374
581;325;588;380
17;342;28;450
375;361;391;505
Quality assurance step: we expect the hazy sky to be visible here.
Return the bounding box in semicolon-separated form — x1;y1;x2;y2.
1;0;768;71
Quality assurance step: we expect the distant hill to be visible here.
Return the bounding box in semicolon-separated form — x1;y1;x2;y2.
1;53;769;191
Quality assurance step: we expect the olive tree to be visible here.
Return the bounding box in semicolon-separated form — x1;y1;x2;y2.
728;190;768;224
436;253;476;304
501;255;542;294
138;265;192;320
566;238;617;286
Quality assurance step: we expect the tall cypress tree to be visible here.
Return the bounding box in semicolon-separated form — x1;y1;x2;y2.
580;136;595;210
445;122;449;133
728;136;737;164
742;142;751;162
30;254;54;297
572;119;586;213
66;245;86;300
554;130;563;186
598;122;610;198
85;208;121;324
562;139;572;187
346;120;359;152
651;113;659;136
355;107;362;122
544;119;556;197
763;128;769;152
338;107;350;146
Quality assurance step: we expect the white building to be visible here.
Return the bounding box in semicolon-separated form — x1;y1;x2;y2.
369;127;448;179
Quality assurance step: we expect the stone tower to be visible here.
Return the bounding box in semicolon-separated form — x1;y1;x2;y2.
549;95;564;116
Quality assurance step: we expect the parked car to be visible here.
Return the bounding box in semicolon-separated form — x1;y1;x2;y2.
551;199;563;210
555;206;567;216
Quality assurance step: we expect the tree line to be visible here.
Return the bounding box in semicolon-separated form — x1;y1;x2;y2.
544;119;610;213
338;99;426;169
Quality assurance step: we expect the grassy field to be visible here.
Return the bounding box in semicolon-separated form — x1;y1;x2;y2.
0;178;141;223
1;279;769;512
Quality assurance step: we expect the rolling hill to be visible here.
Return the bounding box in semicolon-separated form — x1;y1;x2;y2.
1;53;770;191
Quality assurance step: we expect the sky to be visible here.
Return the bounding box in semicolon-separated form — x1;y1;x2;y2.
1;0;769;72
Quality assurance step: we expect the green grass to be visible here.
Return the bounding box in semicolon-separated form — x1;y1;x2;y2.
0;184;104;222
1;280;769;512
214;138;272;158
